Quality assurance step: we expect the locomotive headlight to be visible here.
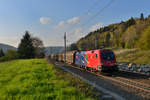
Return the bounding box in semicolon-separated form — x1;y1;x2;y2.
97;66;101;70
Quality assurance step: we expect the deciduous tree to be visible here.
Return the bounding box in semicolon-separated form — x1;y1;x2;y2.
31;37;45;58
138;26;150;49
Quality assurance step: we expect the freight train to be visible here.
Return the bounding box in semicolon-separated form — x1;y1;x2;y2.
49;49;118;72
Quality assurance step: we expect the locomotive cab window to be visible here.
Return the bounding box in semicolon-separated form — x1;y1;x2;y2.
101;52;115;60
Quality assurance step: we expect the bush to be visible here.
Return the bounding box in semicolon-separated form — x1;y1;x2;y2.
0;50;19;62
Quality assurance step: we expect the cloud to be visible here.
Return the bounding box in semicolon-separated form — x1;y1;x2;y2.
40;17;51;24
54;17;80;30
67;23;104;43
51;18;104;45
89;23;104;32
74;28;82;34
66;27;84;44
67;17;80;24
74;28;83;38
58;21;65;26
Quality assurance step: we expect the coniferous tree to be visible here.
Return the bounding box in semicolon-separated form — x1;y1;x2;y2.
126;17;136;27
18;31;35;58
148;15;150;19
140;13;144;20
0;49;4;57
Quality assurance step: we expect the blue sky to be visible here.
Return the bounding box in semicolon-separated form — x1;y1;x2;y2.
0;0;150;47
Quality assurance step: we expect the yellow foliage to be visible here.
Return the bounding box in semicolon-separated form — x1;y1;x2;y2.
137;26;150;50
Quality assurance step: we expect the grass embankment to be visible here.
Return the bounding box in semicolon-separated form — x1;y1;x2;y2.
0;59;98;100
115;49;150;64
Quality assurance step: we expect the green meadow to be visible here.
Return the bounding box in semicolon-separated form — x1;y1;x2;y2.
0;59;97;100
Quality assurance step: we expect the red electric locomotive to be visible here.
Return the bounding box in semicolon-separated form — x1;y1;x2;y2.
84;49;118;72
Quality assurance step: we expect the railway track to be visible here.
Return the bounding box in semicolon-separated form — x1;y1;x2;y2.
58;62;150;98
113;76;150;92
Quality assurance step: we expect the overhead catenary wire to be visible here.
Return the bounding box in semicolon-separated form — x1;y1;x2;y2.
53;0;115;46
87;0;103;13
67;0;115;39
67;0;115;45
53;0;104;46
66;0;104;37
80;0;115;28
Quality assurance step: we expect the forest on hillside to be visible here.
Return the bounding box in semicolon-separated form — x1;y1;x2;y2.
71;13;150;50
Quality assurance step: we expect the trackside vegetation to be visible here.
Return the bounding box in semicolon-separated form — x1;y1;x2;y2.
116;50;150;64
0;59;98;100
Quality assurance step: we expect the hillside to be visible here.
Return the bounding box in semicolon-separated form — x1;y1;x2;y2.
115;49;150;64
0;43;16;52
0;59;98;100
45;46;64;55
74;14;150;50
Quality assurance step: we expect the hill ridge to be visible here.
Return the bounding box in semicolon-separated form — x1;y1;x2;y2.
0;43;16;52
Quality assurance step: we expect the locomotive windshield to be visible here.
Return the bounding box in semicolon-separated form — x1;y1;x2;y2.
101;51;115;60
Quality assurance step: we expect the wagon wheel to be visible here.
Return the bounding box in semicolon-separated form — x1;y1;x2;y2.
80;65;82;68
85;66;88;70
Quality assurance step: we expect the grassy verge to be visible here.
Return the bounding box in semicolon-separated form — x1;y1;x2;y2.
0;59;98;100
54;63;101;99
116;49;150;64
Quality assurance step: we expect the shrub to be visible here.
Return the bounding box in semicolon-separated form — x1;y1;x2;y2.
0;50;19;62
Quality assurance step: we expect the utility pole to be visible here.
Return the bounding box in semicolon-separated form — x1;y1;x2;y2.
64;32;66;63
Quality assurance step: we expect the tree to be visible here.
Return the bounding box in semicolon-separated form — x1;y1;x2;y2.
121;42;125;48
31;37;45;58
140;13;144;20
18;31;35;58
69;43;78;50
148;15;150;19
105;33;111;47
122;26;137;48
137;26;150;50
126;17;136;27
0;49;4;57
